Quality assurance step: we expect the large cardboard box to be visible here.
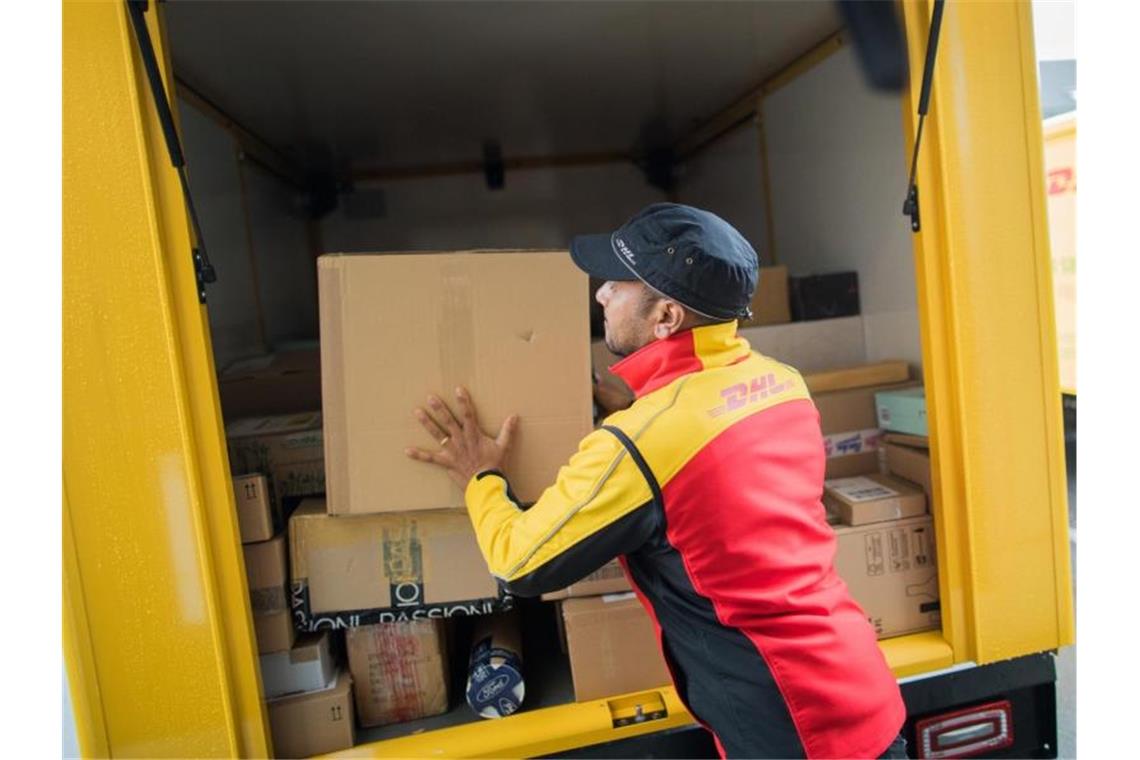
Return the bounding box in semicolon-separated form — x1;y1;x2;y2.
267;667;355;758
833;515;940;638
318;251;593;514
561;593;671;702
289;499;502;628
541;560;631;601
346;620;449;728
227;412;325;514
741;265;790;327
219;348;322;420
260;631;337;700
233;474;275;544
813;381;917;479
824;474;926;526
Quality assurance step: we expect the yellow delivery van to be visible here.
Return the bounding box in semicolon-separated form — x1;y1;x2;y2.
63;1;1072;757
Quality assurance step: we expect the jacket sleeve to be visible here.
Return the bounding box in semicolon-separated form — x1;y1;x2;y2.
463;425;659;597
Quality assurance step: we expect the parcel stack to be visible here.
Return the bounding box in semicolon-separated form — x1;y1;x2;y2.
817;372;940;639
290;250;596;730
230;470;354;757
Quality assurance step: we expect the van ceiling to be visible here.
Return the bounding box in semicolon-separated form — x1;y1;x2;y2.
166;1;841;175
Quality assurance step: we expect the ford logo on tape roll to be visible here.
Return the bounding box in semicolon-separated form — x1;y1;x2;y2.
477;673;512;702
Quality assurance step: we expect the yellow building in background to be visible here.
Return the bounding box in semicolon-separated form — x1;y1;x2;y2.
1043;113;1076;394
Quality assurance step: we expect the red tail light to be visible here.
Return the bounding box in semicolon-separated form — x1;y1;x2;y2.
914;699;1014;758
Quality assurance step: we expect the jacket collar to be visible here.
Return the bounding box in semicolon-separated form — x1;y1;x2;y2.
610;321;750;398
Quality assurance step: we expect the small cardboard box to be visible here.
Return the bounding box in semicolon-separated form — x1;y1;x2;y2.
260;631;337;700
318;251;593;514
561;593;671;702
824;474;926;526
253;610;295;656
227;412;325;514
219;348;322;420
289;499;502;629
832;515;940;638
875;387;928;436
346;620;449;728
267;667;355;758
541;560;631;601
243;533;289;614
741;265;791;327
813;381;916;478
883;438;934;511
233;474;275;544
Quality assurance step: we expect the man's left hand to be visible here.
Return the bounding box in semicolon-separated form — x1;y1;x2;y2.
405;386;519;488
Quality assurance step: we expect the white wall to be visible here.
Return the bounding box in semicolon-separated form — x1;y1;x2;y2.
241;163;318;346
763;46;922;368
675;120;770;264
179;99;319;370
320;163;666;252
180;102;264;369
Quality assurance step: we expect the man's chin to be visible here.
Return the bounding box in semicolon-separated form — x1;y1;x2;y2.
604;337;630;358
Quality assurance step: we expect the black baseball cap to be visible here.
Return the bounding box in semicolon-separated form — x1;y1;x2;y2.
570;203;759;320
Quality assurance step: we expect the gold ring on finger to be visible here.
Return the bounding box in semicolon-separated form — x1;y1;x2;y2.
439;435;450;446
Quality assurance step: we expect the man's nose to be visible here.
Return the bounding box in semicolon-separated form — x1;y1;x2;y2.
595;282;612;306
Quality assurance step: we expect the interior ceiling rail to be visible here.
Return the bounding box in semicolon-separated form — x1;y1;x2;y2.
351;151;631;183
174;74;307;190
672;31;846;162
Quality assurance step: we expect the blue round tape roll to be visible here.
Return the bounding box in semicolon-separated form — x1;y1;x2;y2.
466;638;525;719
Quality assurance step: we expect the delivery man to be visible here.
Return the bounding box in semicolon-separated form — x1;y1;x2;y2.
406;203;907;759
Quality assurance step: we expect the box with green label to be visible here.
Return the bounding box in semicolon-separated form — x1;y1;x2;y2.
874;386;928;436
288;499;505;629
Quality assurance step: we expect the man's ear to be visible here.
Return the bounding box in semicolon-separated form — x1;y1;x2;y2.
653;301;688;339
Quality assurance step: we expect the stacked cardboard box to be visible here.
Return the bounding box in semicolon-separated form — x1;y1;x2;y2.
288;498;502;628
242;532;294;654
346;620;450;727
266;667;355;758
882;433;935;512
560;593;671;702
812;370;940;639
227;411;325;518
832;516;940;638
219;347;322;420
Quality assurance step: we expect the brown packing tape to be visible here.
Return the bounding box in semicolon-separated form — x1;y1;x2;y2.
382;517;424;585
249;586;288;614
439;262;476;399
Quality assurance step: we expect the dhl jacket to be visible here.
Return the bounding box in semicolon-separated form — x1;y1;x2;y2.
464;321;905;759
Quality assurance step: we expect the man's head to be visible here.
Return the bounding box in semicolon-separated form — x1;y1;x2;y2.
570;203;760;357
